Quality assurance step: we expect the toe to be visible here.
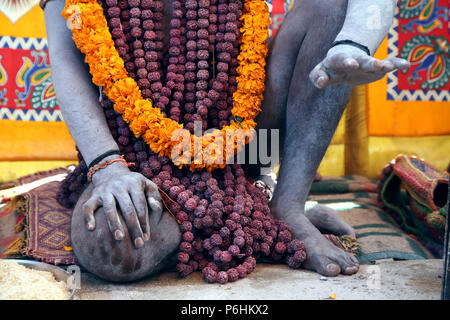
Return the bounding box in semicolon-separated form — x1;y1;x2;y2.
305;204;356;237
304;254;342;277
335;253;360;275
348;253;360;266
342;264;359;275
345;227;356;238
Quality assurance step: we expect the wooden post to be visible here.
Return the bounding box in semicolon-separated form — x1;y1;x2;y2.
344;85;369;177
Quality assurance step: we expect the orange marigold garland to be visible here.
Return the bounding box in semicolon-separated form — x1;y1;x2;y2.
62;0;270;171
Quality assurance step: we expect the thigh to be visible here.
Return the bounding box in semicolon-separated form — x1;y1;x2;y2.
287;0;348;99
257;0;349;130
71;184;182;282
243;1;314;177
283;0;350;139
256;0;311;132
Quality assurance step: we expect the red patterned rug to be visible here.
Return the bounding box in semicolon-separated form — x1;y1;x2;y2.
0;168;77;265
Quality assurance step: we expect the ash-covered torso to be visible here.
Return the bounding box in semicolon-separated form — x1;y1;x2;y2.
58;0;307;283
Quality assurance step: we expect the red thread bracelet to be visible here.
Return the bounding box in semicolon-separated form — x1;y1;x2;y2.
87;155;135;182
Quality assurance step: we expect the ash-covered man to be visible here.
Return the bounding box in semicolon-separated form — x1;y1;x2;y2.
43;0;409;281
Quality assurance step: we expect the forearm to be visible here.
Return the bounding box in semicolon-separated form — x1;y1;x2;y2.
44;0;120;165
336;0;397;55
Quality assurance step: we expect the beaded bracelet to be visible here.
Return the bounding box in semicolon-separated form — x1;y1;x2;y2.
87;155;135;182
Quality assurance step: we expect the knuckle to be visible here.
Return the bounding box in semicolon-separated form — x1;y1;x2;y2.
81;204;90;214
103;203;115;215
103;185;116;194
137;211;147;220
126;177;141;188
106;218;118;230
135;205;148;219
147;179;158;190
121;204;135;217
150;198;163;212
150;189;161;199
122;174;134;183
111;181;123;189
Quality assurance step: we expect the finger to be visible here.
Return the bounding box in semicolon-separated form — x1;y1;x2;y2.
114;191;145;248
309;63;330;89
145;179;163;226
386;57;411;72
82;196;101;231
129;189;150;241
101;193;125;241
327;52;359;72
380;60;395;73
358;56;392;73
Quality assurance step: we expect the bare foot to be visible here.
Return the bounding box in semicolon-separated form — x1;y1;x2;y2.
305;204;356;237
272;204;359;277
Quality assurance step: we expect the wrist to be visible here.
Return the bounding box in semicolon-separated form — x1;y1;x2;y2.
330;40;371;56
90;155;131;185
87;149;123;169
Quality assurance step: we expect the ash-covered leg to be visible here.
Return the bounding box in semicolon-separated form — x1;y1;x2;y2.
260;0;359;276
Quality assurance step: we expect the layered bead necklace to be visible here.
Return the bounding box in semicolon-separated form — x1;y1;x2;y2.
104;0;242;133
58;0;309;284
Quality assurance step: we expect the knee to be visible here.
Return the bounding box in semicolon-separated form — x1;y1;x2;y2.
299;0;347;19
71;213;143;282
311;0;347;12
70;186;181;282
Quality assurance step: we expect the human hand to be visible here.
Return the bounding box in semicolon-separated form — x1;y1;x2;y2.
309;44;410;89
81;159;163;248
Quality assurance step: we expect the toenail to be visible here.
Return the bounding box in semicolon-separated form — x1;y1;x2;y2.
346;266;358;273
327;264;338;271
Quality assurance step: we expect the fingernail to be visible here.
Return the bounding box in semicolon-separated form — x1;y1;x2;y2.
114;230;124;240
143;233;149;241
317;77;325;87
135;237;144;248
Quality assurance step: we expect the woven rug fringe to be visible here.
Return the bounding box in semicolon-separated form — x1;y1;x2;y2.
2;195;27;257
4;237;24;257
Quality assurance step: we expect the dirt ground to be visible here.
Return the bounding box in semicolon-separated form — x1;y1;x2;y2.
74;259;444;300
